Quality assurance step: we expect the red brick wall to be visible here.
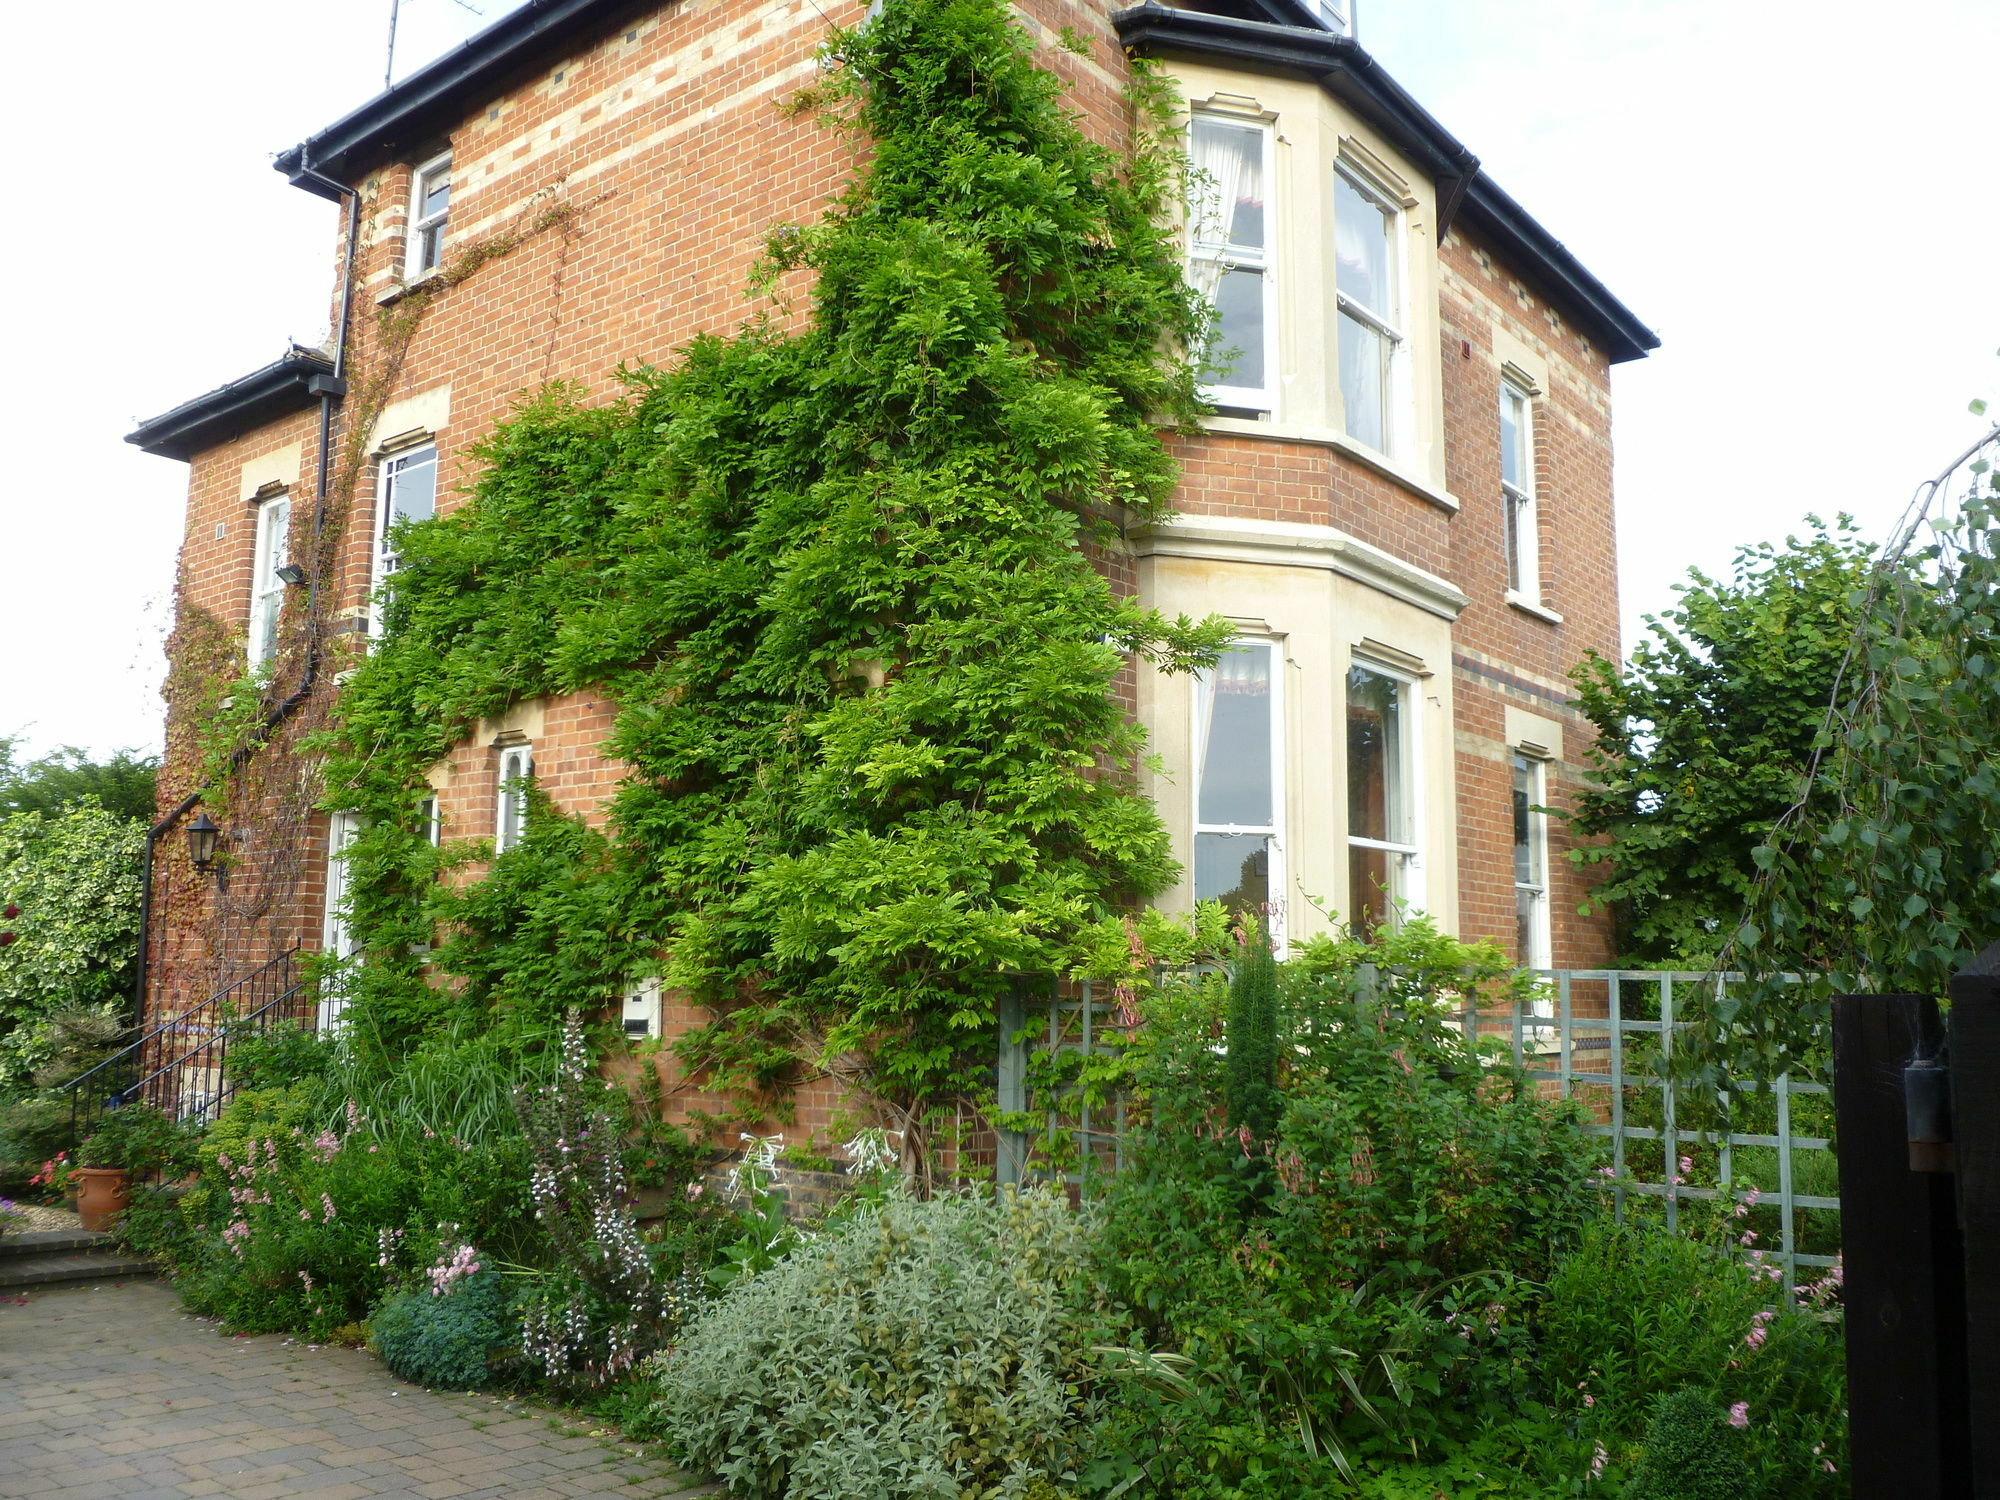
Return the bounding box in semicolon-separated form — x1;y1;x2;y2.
146;0;1627;1097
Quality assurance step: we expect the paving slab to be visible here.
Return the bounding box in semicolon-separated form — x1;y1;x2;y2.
0;1281;712;1498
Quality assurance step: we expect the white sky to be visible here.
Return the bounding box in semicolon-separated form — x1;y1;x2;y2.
1;0;1993;761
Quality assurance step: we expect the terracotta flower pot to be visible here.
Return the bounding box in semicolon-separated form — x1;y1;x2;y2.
72;1168;130;1232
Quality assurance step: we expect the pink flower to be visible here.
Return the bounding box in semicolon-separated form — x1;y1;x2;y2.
1588;1443;1607;1481
1678;1155;1693;1175
1728;1402;1749;1429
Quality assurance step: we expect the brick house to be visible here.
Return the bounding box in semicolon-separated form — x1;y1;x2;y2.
125;0;1654;1117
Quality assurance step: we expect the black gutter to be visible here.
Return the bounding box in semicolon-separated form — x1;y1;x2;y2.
126;349;336;461
1455;176;1660;364
1112;3;1658;363
274;0;653;199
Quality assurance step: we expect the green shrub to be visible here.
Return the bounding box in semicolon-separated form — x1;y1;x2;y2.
1623;1389;1754;1500
1092;922;1598;1484
1536;1218;1844;1496
652;1188;1099;1500
225;1023;341;1093
370;1271;516;1390
1222;925;1280;1143
160;1080;536;1340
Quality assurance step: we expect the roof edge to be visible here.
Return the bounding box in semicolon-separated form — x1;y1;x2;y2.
275;0;650;197
126;349;337;462
1113;4;1657;363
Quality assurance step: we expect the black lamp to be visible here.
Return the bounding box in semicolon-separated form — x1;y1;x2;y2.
186;812;221;876
275;563;307;586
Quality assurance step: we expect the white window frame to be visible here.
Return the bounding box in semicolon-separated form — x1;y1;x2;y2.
248;491;292;668
1501;379;1541;605
495;743;534;851
406;153;452;279
1191;637;1287;943
1332;160;1408;458
320;812;363;1031
1188;114;1278;417
418;793;441;847
371;441;438;632
1344;658;1424;929
1512;752;1552;971
1307;0;1355;35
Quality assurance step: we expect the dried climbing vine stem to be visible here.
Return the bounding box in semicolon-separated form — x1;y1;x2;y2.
315;0;1232;1152
163;186;601;980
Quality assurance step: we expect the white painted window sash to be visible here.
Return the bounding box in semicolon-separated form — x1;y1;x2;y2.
1345;657;1425;925
1332;161;1409;456
407;154;452;278
248;494;291;668
495;744;534;851
1192;637;1287;943
1512;753;1552;969
320;812;363;1031
1188;115;1278;416
1501;381;1541;602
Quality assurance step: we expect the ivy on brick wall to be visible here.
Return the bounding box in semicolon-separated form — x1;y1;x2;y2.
317;0;1230;1131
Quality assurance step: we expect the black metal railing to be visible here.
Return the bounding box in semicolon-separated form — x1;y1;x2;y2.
64;948;310;1152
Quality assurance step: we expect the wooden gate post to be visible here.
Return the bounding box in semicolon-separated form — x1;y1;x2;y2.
1948;944;2000;1497
1831;992;1969;1497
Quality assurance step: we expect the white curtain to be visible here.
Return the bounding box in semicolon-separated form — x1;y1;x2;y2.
1189;123;1262;298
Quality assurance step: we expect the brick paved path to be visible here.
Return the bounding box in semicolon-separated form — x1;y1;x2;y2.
0;1280;718;1500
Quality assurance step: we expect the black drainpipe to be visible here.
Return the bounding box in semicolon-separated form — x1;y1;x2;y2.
133;156;359;1029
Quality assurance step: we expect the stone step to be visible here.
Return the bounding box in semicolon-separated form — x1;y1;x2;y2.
0;1228;114;1260
0;1249;153;1290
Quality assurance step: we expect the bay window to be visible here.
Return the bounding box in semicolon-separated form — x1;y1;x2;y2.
1189;116;1275;415
249;492;292;668
1193;641;1284;934
1333;166;1404;455
1346;663;1416;934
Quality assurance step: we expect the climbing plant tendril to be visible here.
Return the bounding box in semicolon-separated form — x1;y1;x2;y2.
318;0;1231;1139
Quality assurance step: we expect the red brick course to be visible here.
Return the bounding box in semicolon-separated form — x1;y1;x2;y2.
144;0;1630;1124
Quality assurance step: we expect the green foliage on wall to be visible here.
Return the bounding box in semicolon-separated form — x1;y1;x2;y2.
318;0;1227;1121
1564;516;1878;967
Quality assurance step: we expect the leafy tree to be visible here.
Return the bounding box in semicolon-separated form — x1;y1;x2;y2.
1711;437;2000;1084
0;737;159;823
0;805;144;1086
1564;516;1877;965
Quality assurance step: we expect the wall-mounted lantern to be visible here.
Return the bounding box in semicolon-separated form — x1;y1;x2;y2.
185;812;222;879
